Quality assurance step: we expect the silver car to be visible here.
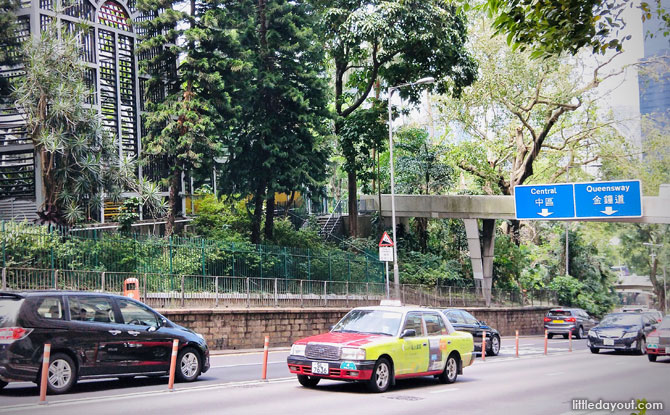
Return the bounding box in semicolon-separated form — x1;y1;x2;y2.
543;308;598;339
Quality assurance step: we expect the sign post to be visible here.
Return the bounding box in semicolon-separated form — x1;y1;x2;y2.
379;232;394;299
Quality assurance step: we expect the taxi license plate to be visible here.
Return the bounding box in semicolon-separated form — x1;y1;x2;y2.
552;320;564;323
666;347;670;354
604;339;614;346
312;362;329;375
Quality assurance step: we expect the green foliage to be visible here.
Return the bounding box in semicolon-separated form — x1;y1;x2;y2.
0;0;19;95
482;0;668;59
189;194;251;242
12;26;160;224
118;198;141;233
271;218;323;250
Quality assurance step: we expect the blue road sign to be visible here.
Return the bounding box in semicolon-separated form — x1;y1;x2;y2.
514;184;575;220
574;180;642;218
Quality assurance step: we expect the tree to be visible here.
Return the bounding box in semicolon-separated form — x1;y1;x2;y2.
314;0;477;237
482;0;670;59
137;0;224;236
0;0;19;95
212;0;331;244
439;18;624;242
12;26;162;224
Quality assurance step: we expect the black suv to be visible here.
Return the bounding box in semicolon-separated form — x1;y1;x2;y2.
0;291;210;394
544;307;598;339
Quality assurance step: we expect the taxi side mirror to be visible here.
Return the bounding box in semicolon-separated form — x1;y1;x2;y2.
400;329;417;338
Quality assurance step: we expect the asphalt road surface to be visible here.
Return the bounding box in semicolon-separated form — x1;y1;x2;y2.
1;336;667;415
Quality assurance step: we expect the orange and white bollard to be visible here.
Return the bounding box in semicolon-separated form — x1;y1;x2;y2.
544;329;548;355
481;331;486;361
569;329;572;352
168;338;179;391
39;343;51;404
262;335;270;380
515;330;519;358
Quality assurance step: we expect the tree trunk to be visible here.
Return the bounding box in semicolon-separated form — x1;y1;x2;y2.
347;170;358;238
649;257;666;311
416;217;428;253
251;183;266;244
165;168;180;237
265;192;275;241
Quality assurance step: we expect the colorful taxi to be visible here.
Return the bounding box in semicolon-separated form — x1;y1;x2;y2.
286;305;474;392
647;314;670;362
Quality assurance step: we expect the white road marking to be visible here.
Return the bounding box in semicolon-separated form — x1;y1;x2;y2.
546;371;565;376
211;360;286;368
429;387;461;394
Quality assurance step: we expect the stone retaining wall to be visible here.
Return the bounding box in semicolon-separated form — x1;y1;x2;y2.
158;306;553;350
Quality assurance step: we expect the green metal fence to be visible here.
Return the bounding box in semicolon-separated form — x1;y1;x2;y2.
0;221;385;283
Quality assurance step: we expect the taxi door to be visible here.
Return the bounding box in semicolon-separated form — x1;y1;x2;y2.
422;311;449;372
397;312;429;375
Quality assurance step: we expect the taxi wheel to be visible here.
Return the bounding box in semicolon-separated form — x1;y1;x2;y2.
175;347;202;382
648;354;657;362
439;354;459;384
46;353;77;394
297;375;320;388
366;358;392;393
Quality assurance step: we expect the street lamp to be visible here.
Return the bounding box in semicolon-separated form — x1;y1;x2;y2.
388;76;435;300
643;242;666;314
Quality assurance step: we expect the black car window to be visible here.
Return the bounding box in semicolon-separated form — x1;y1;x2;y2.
445;311;466;324
423;312;447;336
460;310;479;325
402;312;425;336
600;314;642;326
35;297;63;320
69;296;116;323
118;298;159;328
548;309;572;317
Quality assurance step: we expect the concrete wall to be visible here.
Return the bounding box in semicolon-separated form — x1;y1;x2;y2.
159;306;553;350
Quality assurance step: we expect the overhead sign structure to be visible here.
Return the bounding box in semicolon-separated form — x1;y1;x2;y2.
574;180;642;219
514;180;642;220
379;232;394;262
514;184;576;220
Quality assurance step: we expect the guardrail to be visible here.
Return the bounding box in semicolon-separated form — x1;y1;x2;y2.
0;267;557;309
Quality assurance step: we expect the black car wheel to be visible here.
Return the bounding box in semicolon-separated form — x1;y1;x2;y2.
366;358;392;393
487;335;500;356
648;354;657;362
46;353;77;394
637;338;647;355
575;326;584;339
297;375;321;387
438;354;459;384
590;347;599;354
547;333;553;339
0;380;7;390
175;347;202;382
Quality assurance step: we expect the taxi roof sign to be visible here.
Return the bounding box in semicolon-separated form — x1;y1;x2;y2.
379;231;394;247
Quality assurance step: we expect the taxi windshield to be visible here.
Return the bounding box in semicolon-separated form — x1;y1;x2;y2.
331;309;402;336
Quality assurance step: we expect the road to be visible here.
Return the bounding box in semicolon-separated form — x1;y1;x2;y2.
1;336;667;415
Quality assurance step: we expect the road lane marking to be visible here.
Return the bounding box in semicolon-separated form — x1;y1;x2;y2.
546;371;565;376
429;387;460;394
211;360;285;368
0;377;297;413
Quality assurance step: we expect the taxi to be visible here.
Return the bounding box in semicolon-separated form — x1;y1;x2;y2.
286;304;474;392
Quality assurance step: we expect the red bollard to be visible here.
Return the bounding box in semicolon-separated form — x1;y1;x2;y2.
481;331;486;361
569;330;572;352
544;329;548;355
168;339;179;391
262;335;270;380
515;330;519;358
39;343;51;404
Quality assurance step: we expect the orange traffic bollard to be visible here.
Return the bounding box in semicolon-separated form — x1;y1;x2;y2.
515;330;519;358
39;343;51;404
168;338;179;391
481;331;486;361
262;335;270;380
569;330;572;352
544;329;548;355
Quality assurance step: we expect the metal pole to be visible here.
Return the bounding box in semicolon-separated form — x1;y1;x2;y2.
664;265;667;315
388;86;400;300
565;167;569;276
385;261;390;299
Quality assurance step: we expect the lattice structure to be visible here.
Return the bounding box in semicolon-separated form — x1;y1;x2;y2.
0;0;166;221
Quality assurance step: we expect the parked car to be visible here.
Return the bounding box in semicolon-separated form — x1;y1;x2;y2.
0;291;210;394
646;315;670;362
643;310;664;323
286;305;474;392
587;312;658;354
441;308;501;356
544;308;598;339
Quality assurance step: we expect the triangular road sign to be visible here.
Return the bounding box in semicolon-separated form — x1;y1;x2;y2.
379;231;394;247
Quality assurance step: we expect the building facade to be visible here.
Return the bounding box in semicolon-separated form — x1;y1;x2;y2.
0;0;159;221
